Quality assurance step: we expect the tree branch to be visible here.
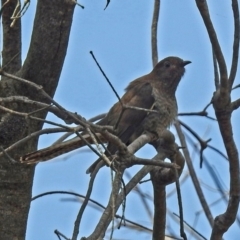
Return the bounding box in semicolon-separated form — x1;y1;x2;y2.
174;120;214;227
229;0;240;88
151;0;160;67
231;98;240;111
195;0;228;91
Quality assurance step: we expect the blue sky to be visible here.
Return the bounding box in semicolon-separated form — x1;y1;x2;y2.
20;1;240;239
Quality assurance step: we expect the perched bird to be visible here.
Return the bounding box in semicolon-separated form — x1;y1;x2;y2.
20;57;191;172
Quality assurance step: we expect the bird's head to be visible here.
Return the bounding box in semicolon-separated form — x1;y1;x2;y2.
152;56;191;94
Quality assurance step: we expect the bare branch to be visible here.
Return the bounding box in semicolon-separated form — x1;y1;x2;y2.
195;0;228;90
174;120;214;227
124;171;153;221
174;168;187;240
33;190;153;237
104;0;110;10
178;101;215;120
130;156;179;169
150;130;185;240
229;0;240;88
0;70;89;128
71;0;84;9
0;127;70;159
179;120;212;167
87;169;124;239
0;146;16;163
150;132;185;184
211;102;240;238
151;183;166;240
184;129;229;162
0;70;115;136
10;0;30;28
90;51;122;104
72;164;98;240
232;83;240;90
54;229;70;240
86;128;112;167
127;132;154;154
151;0;160;67
0;103;76;131
231;98;240;111
178;110;215;120
84;129;184;239
173;213;207;240
124;104;158;114
0;96;82;124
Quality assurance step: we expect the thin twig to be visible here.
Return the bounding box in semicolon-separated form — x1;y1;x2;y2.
124;104;158;113
87;170;124;239
72;0;84;9
173;213;207;240
89;51;126;130
178;110;215;120
0;96;86;124
32;191;153;234
0;128;70;158
232;83;240;90
0;70;88;128
54;230;70;240
72;165;98;240
179;120;211;167
174;168;187;240
86;127;111;167
151;0;160;67
89;51;122;104
0;0;11;18
124;171;153;220
0;146;16;163
74;131;102;159
0;52;20;71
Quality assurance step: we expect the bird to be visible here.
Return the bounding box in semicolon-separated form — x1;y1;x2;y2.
20;57;191;173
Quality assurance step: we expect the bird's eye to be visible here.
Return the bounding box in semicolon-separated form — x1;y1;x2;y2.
164;61;170;68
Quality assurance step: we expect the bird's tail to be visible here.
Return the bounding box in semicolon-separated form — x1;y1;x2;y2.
20;133;105;164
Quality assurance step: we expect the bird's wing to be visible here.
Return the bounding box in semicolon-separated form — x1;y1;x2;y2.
103;79;155;152
85;80;155;174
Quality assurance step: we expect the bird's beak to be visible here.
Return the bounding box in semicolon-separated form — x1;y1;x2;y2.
182;60;191;66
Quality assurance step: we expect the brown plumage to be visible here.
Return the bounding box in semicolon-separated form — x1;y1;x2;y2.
20;57;191;170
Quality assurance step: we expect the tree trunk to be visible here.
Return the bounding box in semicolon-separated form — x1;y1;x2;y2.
0;0;75;238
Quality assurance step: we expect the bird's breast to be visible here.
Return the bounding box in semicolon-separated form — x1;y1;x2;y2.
152;88;177;128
